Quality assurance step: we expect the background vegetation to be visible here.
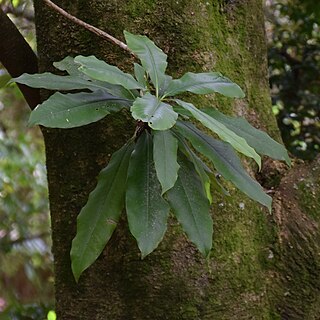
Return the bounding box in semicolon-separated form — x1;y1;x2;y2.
0;0;318;318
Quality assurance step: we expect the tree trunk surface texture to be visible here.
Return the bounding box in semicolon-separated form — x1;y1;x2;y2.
33;0;320;319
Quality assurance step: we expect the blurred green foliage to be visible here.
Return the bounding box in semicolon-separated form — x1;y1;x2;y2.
0;1;54;318
266;0;320;160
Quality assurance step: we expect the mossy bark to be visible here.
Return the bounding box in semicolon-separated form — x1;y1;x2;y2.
33;0;320;319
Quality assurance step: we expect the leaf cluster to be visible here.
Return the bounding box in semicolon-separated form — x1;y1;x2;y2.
14;31;290;281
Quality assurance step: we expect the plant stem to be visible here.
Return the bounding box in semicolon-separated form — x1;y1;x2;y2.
43;0;136;57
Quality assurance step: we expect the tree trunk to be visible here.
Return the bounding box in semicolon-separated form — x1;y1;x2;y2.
32;0;320;319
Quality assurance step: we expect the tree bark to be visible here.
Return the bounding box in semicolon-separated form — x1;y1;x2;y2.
32;0;320;319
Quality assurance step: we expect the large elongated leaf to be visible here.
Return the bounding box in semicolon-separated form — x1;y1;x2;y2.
124;31;168;95
74;55;143;90
71;141;134;281
175;100;261;168
203;108;291;166
126;131;170;258
153;130;180;194
175;121;272;211
131;93;178;130
13;73;106;91
54;56;138;100
167;153;212;256
29;91;130;128
163;72;245;98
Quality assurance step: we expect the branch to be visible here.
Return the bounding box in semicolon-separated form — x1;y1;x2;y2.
0;8;40;109
43;0;136;57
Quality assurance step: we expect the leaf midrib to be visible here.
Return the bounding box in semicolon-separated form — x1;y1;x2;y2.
74;147;129;266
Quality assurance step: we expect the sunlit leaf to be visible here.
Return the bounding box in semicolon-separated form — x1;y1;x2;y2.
124;31;168;95
175;121;272;211
163;72;245;98
203;108;291;166
153;130;180;194
29;91;130;128
71;141;134;281
175;100;261;168
75;55;143;90
167;153;212;256
126;131;170;258
131;93;178;130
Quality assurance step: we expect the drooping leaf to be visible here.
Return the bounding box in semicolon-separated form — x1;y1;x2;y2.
126;131;170;258
134;63;147;88
163;72;245;98
203;108;291;166
29;91;130;128
153;130;180;194
71;141;134;281
75;55;143;90
124;31;168;95
175;121;272;211
131;93;178;130
13;73;106;91
167;153;212;256
175;133;213;203
175;100;261;169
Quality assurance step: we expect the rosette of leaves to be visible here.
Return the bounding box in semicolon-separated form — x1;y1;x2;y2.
14;31;291;281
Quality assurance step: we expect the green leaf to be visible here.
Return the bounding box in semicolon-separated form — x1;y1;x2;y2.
126;131;170;258
0;73;11;88
134;63;147;88
167;153;212;256
175;100;261;169
203;108;291;166
71;141;134;281
47;310;56;320
74;55;143;90
54;56;137;100
163;72;245;98
131;93;178;130
13;72;106;91
175;121;272;211
175;134;213;203
153;130;180;194
124;31;168;95
53;56;86;78
29;91;130;128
